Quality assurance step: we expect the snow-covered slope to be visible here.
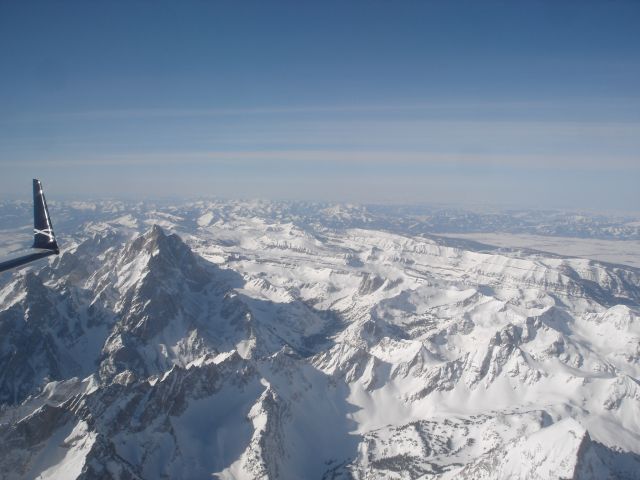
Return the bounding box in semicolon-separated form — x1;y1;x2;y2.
0;204;639;479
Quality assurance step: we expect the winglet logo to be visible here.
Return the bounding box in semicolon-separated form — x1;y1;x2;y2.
34;228;55;242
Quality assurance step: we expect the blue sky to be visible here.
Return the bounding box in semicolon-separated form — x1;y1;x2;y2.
1;0;639;210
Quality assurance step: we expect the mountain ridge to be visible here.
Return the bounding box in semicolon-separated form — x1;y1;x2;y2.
0;217;639;479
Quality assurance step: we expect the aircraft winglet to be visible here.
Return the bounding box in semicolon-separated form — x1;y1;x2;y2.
32;179;59;253
0;179;60;273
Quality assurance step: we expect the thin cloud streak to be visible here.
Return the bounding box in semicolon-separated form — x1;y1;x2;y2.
18;97;640;122
37;102;553;120
5;149;639;171
3;119;638;156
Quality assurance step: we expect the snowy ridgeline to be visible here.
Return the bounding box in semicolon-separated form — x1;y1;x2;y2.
0;201;639;479
2;199;640;245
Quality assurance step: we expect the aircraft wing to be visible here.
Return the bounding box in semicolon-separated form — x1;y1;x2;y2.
0;179;60;273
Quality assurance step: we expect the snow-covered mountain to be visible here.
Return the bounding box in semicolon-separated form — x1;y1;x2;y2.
0;201;639;479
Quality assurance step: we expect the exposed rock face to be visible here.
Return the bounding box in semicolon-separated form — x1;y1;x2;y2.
0;212;639;479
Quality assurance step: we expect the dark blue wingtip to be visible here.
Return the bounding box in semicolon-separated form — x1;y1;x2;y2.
32;179;59;252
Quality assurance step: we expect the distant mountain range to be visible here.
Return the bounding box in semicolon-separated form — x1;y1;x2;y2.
1;200;640;243
0;201;639;479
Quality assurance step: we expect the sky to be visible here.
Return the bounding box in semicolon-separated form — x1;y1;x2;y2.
1;0;639;211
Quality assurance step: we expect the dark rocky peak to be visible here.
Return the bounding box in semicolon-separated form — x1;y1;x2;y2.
112;225;212;294
20;272;52;315
17;272;84;339
96;226;220;378
38;231;127;288
128;224;172;254
126;225;195;267
0;272;47;310
144;226;209;288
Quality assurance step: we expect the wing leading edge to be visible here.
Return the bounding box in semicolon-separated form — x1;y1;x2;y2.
0;179;60;273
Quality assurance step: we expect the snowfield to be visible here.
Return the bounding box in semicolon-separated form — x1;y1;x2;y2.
0;200;639;479
438;232;640;269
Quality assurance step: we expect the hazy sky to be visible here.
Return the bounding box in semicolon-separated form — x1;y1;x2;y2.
1;0;639;210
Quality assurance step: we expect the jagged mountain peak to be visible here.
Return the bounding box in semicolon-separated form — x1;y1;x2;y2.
9;272;57;322
109;224;211;295
4;270;47;300
126;224;185;259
